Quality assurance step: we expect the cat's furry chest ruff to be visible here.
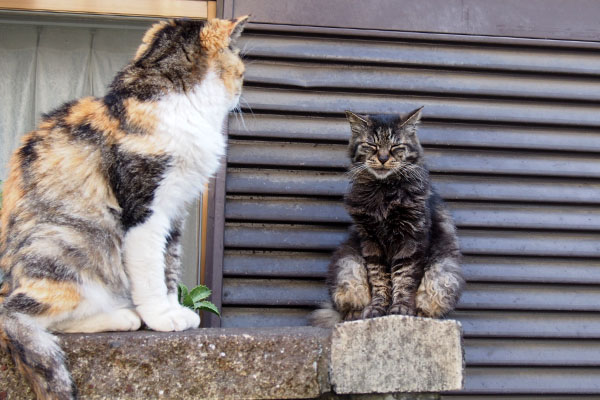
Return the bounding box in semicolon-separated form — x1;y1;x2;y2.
347;181;430;259
150;70;230;216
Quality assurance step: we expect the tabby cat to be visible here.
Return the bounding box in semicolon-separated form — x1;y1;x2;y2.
310;107;464;327
0;16;248;399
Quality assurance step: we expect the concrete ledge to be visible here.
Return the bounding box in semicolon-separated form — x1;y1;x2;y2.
1;316;463;399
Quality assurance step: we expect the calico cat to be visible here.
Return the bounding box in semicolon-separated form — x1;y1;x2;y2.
310;107;464;327
0;16;248;399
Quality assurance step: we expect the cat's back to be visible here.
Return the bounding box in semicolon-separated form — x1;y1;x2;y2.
1;97;121;228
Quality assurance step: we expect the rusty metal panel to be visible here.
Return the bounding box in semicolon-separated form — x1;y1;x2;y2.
238;34;600;74
214;16;600;396
230;115;600;153
228;140;600;178
224;223;600;257
227;169;600;204
225;197;600;231
464;339;600;366
224;0;600;42
222;278;600;312
461;367;600;394
222;250;600;285
245;60;600;102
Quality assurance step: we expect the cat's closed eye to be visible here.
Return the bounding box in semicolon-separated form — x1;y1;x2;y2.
391;145;406;154
359;142;377;151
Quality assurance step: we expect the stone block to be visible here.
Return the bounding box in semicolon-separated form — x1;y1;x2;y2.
329;315;463;394
0;327;331;400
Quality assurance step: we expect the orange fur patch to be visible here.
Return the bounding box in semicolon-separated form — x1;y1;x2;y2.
13;278;81;315
123;97;158;133
200;19;234;54
0;147;26;240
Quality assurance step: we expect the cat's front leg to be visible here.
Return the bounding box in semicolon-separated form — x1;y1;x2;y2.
124;212;200;332
388;258;422;316
360;239;391;319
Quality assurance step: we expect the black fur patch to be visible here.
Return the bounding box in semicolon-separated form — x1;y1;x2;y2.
21;255;79;282
105;145;170;230
4;293;49;315
18;135;41;168
166;225;181;247
71;122;104;144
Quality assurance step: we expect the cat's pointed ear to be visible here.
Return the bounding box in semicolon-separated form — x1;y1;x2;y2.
398;106;424;135
228;15;250;43
345;110;370;132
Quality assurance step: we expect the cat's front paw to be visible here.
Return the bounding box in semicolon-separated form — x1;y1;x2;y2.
361;305;387;319
138;304;200;332
388;302;416;316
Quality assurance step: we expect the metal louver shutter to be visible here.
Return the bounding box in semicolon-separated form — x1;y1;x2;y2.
217;26;600;397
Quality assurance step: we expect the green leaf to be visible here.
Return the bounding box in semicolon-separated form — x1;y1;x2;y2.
194;301;220;316
182;295;194;309
177;283;189;305
189;285;211;302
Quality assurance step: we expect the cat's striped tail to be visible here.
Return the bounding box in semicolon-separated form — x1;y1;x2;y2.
0;308;76;400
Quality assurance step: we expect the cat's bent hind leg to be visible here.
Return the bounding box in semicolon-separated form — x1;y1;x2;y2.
54;308;141;333
416;258;464;318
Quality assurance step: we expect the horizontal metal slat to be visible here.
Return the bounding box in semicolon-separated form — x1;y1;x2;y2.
222;308;600;338
241;35;600;76
465;339;600;367
224;223;600;257
460;283;600;312
242;87;600;127
226;169;600;204
221;307;310;328
452;310;600;339
222;278;328;307
229;114;600;153
461;257;600;285
245;60;600;102
228;140;600;178
223;250;600;285
222;278;600;312
223;250;330;278
225;196;600;230
463;367;600;394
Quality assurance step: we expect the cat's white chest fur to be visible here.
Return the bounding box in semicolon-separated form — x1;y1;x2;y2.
153;69;232;219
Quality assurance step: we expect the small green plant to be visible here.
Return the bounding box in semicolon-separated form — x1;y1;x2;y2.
178;283;220;317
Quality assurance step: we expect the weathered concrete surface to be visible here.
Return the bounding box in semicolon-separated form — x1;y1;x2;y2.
330;315;463;394
1;316;463;399
0;327;331;400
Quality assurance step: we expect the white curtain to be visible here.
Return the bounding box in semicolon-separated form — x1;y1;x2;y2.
0;19;201;286
0;23;145;180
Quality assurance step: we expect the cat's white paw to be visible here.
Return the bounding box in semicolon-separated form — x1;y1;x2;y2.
138;304;200;332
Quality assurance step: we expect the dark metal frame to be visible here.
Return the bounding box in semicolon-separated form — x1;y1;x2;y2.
222;0;600;42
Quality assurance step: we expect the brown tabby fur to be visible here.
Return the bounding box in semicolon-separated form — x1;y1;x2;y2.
310;108;464;328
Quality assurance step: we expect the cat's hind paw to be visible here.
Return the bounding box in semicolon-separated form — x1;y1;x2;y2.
361;304;387;319
138;304;200;332
388;302;416;316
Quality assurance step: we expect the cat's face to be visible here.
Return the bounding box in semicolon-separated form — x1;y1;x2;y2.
346;107;424;180
132;16;249;109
